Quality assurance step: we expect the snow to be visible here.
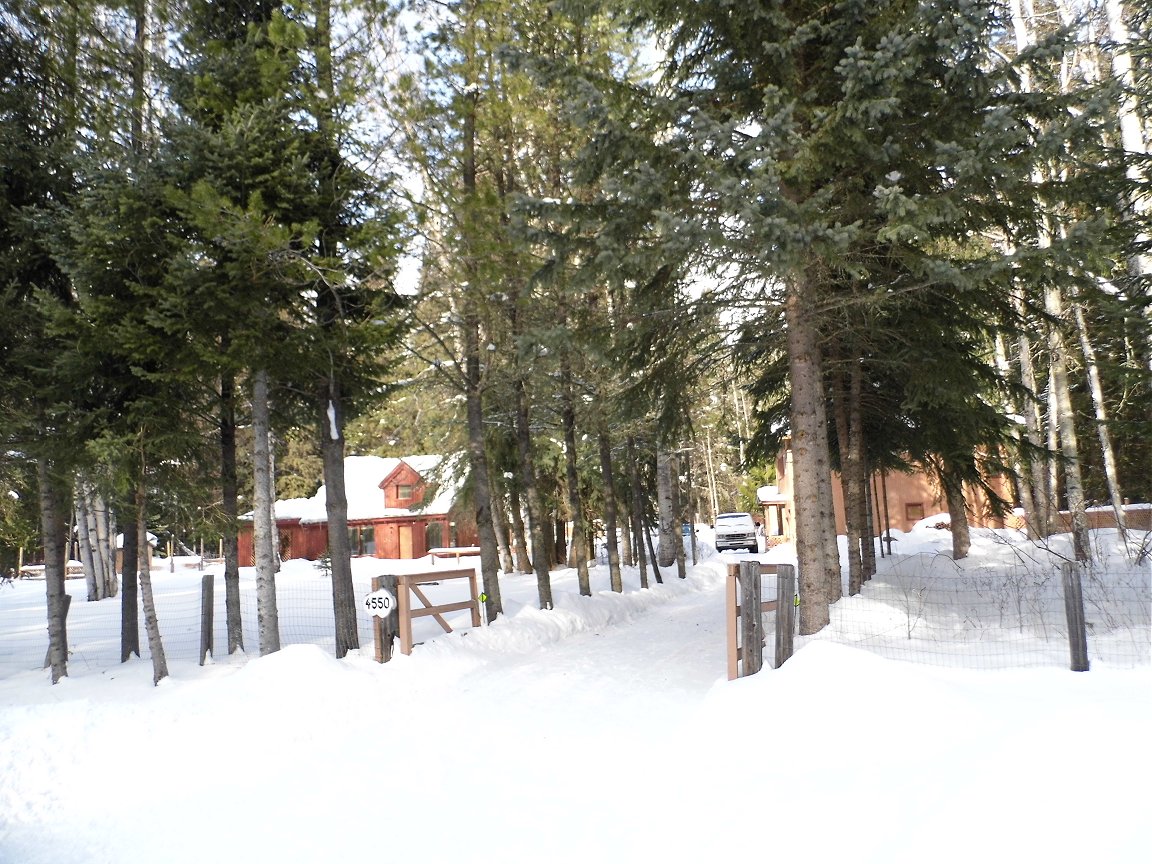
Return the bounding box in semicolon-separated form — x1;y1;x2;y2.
1;524;1149;863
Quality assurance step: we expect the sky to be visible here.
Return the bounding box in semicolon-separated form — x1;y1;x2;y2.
1;520;1149;864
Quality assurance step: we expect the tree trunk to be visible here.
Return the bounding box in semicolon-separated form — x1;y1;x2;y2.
269;435;281;571
1102;0;1151;316
786;276;834;634
464;356;504;619
626;436;650;589
514;376;553;610
683;455;698;565
75;486;99;601
120;513;140;662
457;34;504;619
847;357;870;585
831;350;864;595
39;459;70;684
252;369;281;655
655;446;676;567
1017;328;1053;537
704;428;719;526
489;476;514;575
942;463;972;559
1047;286;1092;562
93;491;116;597
509;485;531;573
321;381;359;656
135;482;169;684
562;375;591;595
220;369;243;654
645;510;662;584
995;333;1040;540
862;470;877;578
1073;302;1129;549
598;429;623;592
619;500;633;567
670;452;687;579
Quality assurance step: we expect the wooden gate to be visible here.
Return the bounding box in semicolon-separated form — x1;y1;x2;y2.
726;561;796;679
372;567;483;660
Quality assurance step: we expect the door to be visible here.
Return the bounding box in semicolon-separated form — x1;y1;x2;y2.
399;525;413;559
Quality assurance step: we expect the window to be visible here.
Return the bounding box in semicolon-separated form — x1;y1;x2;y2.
347;526;376;556
396;484;414;501
905;502;925;522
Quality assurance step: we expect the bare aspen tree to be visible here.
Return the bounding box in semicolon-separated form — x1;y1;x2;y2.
1046;288;1093;562
1073;303;1130;550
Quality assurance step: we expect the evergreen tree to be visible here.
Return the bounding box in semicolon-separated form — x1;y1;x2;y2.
1;7;83;683
577;0;1126;631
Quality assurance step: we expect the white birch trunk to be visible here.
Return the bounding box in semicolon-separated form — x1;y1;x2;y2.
995;335;1039;535
1101;0;1152;370
1018;326;1054;536
1046;288;1093;562
75;489;99;601
1073;302;1129;548
93;492;116;597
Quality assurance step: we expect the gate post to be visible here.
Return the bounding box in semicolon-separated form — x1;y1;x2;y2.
738;560;764;676
373;574;399;663
774;564;795;668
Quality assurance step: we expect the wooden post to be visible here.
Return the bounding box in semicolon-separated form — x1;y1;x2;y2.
373;574;399;663
775;564;796;668
738;561;764;676
200;573;213;665
468;568;482;628
397;573;413;655
726;570;739;680
1062;562;1090;672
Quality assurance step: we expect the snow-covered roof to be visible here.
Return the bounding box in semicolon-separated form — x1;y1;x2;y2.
756;485;787;504
264;454;460;525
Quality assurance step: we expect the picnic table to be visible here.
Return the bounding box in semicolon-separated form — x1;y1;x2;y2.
426;546;481;565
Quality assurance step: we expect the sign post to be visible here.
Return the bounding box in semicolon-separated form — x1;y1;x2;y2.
367;575;398;663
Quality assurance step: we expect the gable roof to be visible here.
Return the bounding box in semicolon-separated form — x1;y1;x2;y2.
260;454;459;525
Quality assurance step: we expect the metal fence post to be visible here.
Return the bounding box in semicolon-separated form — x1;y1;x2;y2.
1061;562;1090;672
199;574;213;665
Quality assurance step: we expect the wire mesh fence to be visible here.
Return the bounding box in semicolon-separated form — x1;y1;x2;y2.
3;552;1149;679
0;563;483;678
805;555;1151;669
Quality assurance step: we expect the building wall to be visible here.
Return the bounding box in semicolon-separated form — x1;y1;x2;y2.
381;462;427;509
240;512;478;565
772;447;1021;537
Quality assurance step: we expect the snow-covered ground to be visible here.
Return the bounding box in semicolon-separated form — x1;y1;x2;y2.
1;523;1149;863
